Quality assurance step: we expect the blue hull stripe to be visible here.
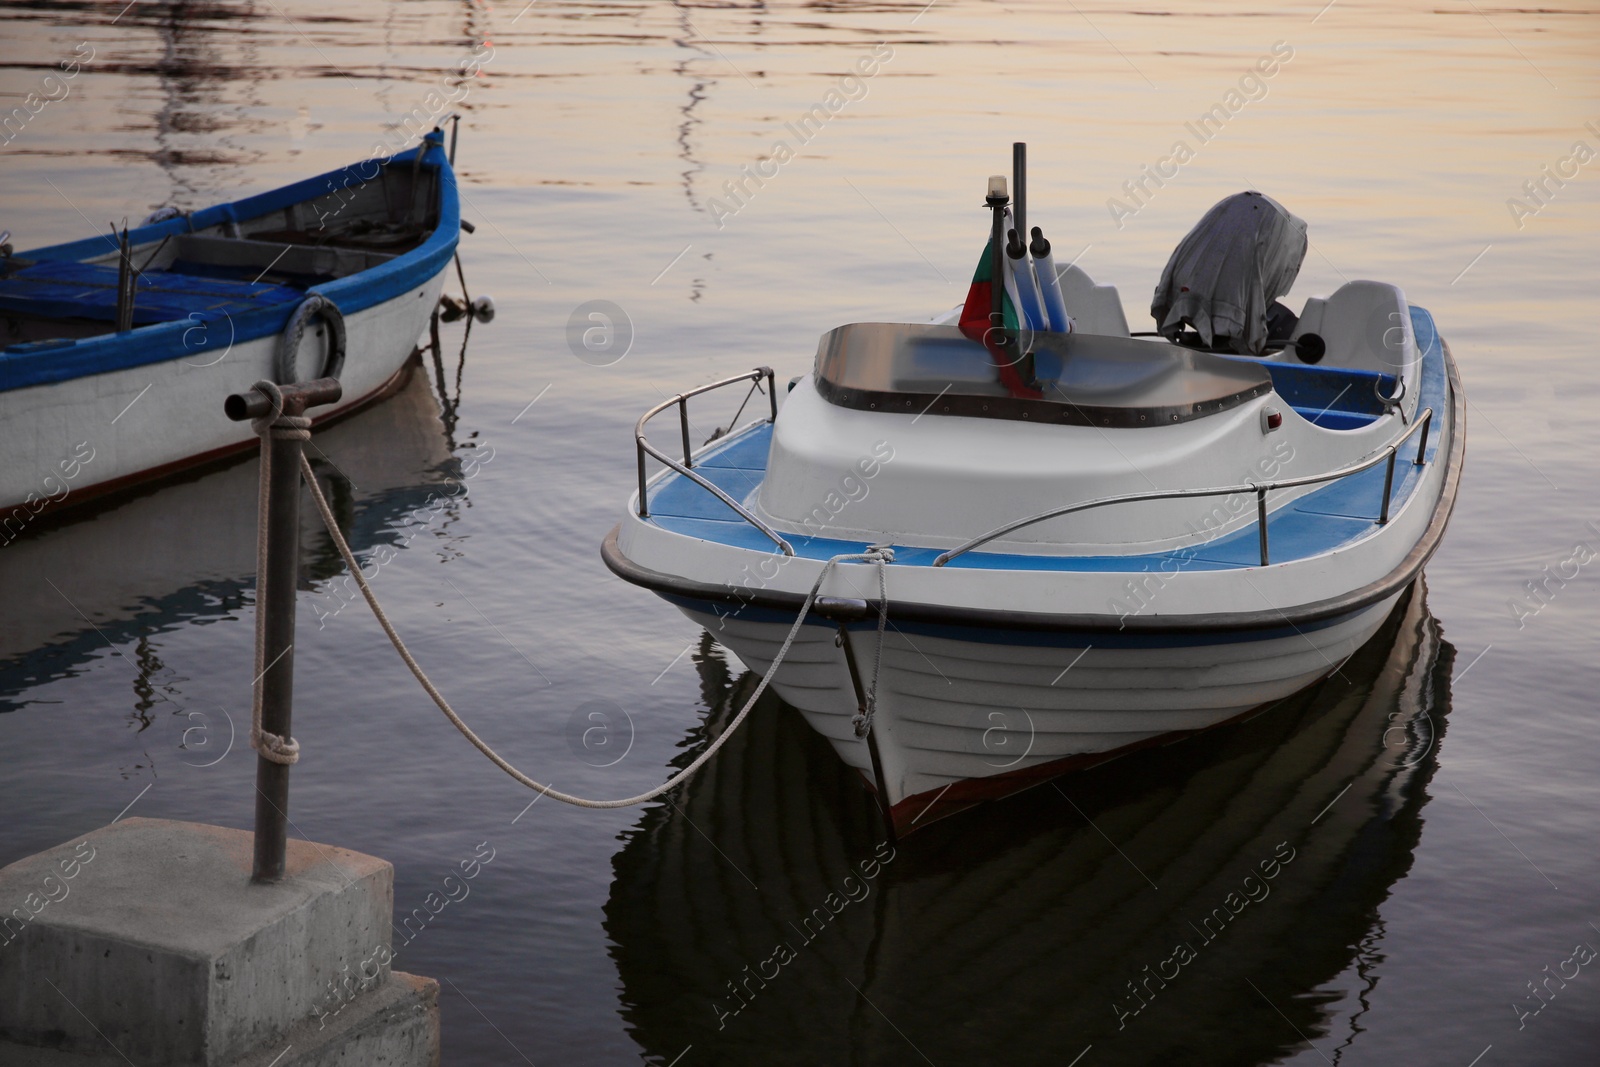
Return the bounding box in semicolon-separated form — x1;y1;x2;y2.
662;591;1378;649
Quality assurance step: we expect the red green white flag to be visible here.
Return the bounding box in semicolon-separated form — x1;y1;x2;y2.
957;211;1040;398
958;238;1022;342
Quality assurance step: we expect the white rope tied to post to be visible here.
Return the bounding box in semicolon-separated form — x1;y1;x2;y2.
297;449;887;809
249;380;308;766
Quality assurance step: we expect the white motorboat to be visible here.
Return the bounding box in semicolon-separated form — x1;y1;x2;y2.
604;155;1463;835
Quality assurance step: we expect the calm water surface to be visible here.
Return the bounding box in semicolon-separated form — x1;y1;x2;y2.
2;1;1597;1063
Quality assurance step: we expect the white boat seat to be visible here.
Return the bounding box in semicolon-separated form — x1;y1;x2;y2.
1290;280;1414;377
1056;263;1130;337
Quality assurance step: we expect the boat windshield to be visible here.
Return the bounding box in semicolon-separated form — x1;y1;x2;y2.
812;322;1272;428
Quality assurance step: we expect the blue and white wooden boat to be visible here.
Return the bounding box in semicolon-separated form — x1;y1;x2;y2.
0;128;459;523
604;181;1464;834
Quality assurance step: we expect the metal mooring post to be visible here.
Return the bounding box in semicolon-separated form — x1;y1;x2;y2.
225;377;343;882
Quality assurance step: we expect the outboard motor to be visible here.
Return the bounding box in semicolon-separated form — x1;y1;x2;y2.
1151;191;1307;355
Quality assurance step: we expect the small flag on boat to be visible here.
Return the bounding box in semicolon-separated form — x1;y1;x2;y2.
958;208;1043;341
958;208;1042;399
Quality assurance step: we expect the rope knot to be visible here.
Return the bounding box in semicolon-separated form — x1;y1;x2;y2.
249;379;286;438
247;379;312;439
270;414;312;441
253;729;300;765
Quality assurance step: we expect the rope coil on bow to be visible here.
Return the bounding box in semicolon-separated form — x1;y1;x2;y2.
249;380;305;766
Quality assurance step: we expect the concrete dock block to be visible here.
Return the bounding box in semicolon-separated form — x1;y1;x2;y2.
0;972;438;1067
233;971;439;1067
0;818;435;1066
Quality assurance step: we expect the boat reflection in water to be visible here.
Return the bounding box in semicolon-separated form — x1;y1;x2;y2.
605;582;1452;1066
0;353;459;713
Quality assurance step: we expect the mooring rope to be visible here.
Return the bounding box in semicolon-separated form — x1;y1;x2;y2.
249;380;307;766
853;544;893;739
296;450;889;808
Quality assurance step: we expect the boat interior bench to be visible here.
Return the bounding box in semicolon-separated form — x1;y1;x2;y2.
0;259;305;329
166;233;397;288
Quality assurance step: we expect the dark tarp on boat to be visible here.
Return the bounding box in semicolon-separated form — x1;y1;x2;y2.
1151;190;1308;355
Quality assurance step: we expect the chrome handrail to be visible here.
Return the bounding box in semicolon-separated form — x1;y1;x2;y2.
635;366;794;556
933;407;1435;568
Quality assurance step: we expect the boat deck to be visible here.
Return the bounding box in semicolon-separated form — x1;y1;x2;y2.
640;307;1448;574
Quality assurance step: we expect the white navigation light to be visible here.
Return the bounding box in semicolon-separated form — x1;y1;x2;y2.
987;175;1008;200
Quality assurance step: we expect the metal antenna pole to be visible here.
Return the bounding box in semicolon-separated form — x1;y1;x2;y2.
1012;142;1026;254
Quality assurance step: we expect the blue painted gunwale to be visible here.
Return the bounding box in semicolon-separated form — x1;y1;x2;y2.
0;131;459;394
641;305;1448;577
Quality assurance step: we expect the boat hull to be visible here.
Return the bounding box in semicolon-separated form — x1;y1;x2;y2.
0;269;444;526
604;583;1449;1065
674;590;1399;830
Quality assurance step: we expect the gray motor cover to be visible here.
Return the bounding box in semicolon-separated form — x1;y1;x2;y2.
1150;191;1308;355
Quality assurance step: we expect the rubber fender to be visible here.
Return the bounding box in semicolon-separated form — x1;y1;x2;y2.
276;294;346;384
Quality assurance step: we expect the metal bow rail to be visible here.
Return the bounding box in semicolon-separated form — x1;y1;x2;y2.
635;366;795;555
933;407;1435;568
